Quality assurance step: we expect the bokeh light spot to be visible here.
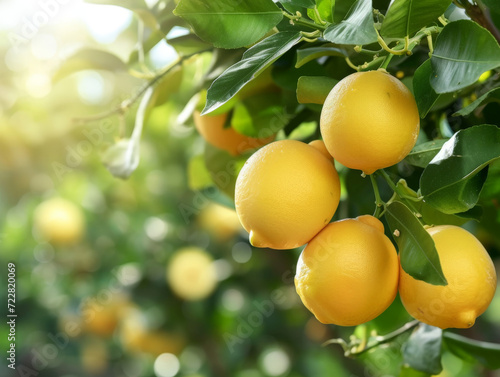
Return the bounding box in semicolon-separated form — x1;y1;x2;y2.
154;353;180;377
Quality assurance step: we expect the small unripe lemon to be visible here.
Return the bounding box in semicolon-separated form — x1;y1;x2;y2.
193;111;274;156
166;247;217;301
34;198;85;246
235;139;340;250
295;215;399;326
399;225;497;329
320;70;420;174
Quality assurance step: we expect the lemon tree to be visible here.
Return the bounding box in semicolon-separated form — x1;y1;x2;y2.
3;0;500;376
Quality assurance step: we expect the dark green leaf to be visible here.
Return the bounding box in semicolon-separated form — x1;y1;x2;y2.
203;32;302;114
384;201;447;285
53;49;127;82
280;0;316;9
420;125;500;214
297;76;338;104
405;139;448;168
483;0;500;14
402;324;443;375
296;46;347;68
323;0;378;45
413;60;441;118
381;0;451;38
430;20;500;93
453;87;500;116
399;366;432;377
443;331;500;369
173;0;283;49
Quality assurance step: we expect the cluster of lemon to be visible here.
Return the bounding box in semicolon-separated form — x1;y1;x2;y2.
230;70;496;329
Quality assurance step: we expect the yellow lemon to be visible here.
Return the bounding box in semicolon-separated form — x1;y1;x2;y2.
235;139;340;250
193;111;274;156
34;198;85;246
167;247;217;301
320;70;420;174
197;202;242;241
80;294;130;337
295;215;399;326
399;225;497;329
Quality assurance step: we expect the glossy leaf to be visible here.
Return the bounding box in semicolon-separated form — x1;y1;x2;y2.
404;139;448;168
443;332;500;369
53;49;127;82
307;0;334;24
297;76;338;104
296;46;347;68
384;201;447;285
402;324;443;375
413;60;441;118
173;0;283;49
454;87;500;116
430;20;500;94
323;0;377;45
280;0;316;8
420;125;500;214
203;32;302;115
381;0;451;38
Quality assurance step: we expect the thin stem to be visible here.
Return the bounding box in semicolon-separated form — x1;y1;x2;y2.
73;49;211;124
345;57;360;71
350;320;420;356
314;6;327;25
379;54;394;70
376;29;408;56
283;11;327;31
438;16;448;26
370;174;384;218
379;170;423;219
427;34;434;54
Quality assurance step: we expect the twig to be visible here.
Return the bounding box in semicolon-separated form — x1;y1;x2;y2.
460;1;500;44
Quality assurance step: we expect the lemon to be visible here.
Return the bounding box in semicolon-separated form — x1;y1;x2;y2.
193;111;274;156
320;70;420;174
166;247;217;301
80;294;130;337
197;202;242;241
235;139;341;250
34;198;85;246
399;225;497;329
295;215;399;326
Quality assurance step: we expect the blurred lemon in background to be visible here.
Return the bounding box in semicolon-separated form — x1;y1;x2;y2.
80;294;131;337
197;202;242;241
34;197;85;246
167;247;218;301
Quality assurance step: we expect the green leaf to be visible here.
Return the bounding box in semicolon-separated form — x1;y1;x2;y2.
296;46;347;68
399;366;432;377
146;65;183;117
307;0;334;24
85;0;157;28
412;60;441;118
53;49;127;82
384;201;447;285
404;139;448;168
203;31;302;115
231;94;288;137
381;0;451;38
280;0;316;8
443;331;500;369
188;155;213;190
297;76;338;104
323;0;378;45
430;20;500;94
402;324;443;375
173;0;283;49
167;34;212;56
420;125;500;214
483;0;500;14
453;87;500;116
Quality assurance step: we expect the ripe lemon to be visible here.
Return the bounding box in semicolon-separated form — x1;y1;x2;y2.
34;198;85;246
166;247;217;301
399;225;497;329
295;215;399;326
235;139;340;250
193;111;274;156
320;70;420;174
197;202;242;241
80;294;130;337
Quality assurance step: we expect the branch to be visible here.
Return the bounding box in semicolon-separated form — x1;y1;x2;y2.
73;49;211;125
463;2;500;44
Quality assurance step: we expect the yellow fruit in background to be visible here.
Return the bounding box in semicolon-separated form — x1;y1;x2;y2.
167;247;217;301
81;338;109;374
295;215;399;326
235;140;341;250
34;197;85;246
193;111;274;156
320;70;420;174
80;294;130;337
399;225;497;329
197;202;242;241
